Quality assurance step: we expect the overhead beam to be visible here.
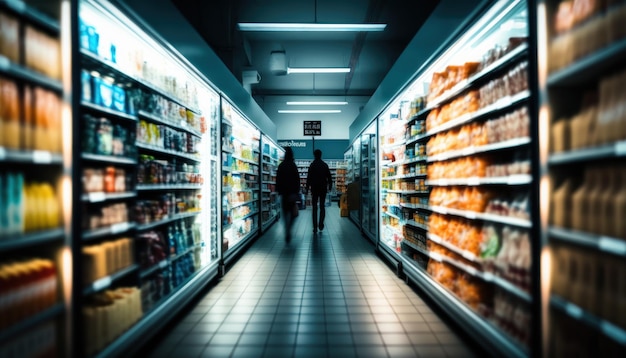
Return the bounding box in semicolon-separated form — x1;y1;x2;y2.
344;0;385;93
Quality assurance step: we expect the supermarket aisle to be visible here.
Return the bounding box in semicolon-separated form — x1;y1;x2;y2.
142;206;482;358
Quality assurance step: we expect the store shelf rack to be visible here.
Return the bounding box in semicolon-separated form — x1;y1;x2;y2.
549;226;626;257
549;140;626;165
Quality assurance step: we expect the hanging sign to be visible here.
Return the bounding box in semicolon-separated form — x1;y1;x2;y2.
303;121;321;136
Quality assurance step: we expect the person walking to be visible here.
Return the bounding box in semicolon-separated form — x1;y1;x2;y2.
276;146;300;243
306;149;333;233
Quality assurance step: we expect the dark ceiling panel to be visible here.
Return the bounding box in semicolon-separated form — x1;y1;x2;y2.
170;0;440;129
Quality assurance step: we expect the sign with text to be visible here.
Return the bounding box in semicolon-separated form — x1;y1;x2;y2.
303;121;321;136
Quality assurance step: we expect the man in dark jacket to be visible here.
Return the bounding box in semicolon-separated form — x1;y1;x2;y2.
306;149;332;233
276;146;300;242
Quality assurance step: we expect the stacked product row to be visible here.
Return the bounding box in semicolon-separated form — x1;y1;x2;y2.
0;3;65;357
221;101;260;258
545;0;626;355
377;2;534;356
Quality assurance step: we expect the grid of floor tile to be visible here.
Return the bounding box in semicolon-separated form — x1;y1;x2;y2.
143;206;480;358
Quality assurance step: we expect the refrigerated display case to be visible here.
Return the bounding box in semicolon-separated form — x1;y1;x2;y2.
261;135;282;232
0;1;69;356
377;1;538;356
349;137;362;226
75;1;221;355
538;0;626;355
360;123;377;241
221;100;260;264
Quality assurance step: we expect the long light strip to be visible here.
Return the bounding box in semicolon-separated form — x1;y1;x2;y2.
286;101;348;105
237;23;387;32
278;109;341;114
287;67;350;74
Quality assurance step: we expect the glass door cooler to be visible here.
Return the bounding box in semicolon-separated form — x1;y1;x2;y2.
75;0;222;355
260;135;282;232
378;1;538;356
220;100;260;265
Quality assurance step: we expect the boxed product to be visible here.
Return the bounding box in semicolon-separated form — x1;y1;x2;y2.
0;10;20;63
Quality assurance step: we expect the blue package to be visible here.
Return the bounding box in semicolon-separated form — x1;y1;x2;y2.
93;77;113;109
81;70;92;103
112;85;126;113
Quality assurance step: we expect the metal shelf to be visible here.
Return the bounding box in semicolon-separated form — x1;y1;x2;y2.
0;302;64;344
423;90;531;139
420;44;529;112
402;258;528;358
551;294;626;347
82;191;137;203
139;259;170;279
426;174;532;186
80;49;201;114
82;101;138;122
136;184;202;191
0;228;64;252
428;137;531;162
82;153;137;165
548;39;626;87
136;142;200;162
82;222;135;241
0;56;62;92
0;147;62;165
232;154;258;165
136;211;201;231
83;264;139;296
0;0;60;34
549;140;626;165
138;110;202;138
549;226;626;257
230;199;257;209
429;205;532;228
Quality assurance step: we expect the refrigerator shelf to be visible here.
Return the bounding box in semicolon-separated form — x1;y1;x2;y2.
0;228;65;252
136;184;202;191
81;49;201;114
82;101;138;122
551;295;626;347
425;174;532;186
549;226;626;257
138;110;202;138
136;211;201;231
82;191;137;203
427;137;531;162
83;264;140;296
547;38;626;87
0;56;62;92
422;43;529;112
82;153;137;165
429;205;532;228
548;140;626;165
0;147;62;165
0;0;60;34
82;222;136;241
136;142;200;162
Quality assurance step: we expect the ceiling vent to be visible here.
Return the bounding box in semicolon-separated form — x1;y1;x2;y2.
269;50;287;76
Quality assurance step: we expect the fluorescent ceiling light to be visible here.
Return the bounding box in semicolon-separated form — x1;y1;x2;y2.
287;67;350;74
286;101;348;105
237;23;387;32
278;109;341;114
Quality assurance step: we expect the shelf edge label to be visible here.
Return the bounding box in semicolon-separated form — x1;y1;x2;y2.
92;276;112;291
615;141;626;156
111;222;129;234
565;302;583;318
88;192;106;203
0;55;9;70
0;147;6;160
33;150;52;164
598;237;626;255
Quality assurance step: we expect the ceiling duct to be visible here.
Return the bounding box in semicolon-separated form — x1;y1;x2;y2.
269;50;287;75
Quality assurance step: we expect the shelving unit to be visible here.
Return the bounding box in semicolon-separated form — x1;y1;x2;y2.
260;136;282;232
0;1;67;356
539;1;626;355
374;1;536;357
73;1;221;356
220;100;260;265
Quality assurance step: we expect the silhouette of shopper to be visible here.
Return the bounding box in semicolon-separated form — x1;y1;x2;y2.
276;146;300;242
306;149;332;233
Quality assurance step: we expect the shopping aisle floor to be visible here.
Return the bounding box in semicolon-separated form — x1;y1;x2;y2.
142;206;483;358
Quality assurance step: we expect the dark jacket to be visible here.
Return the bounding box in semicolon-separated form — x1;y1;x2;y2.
306;159;332;194
276;159;300;198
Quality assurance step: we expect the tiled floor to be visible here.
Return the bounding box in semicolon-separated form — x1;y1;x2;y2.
142;205;481;357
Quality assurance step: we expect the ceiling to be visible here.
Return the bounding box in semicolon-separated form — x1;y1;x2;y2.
170;0;440;130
